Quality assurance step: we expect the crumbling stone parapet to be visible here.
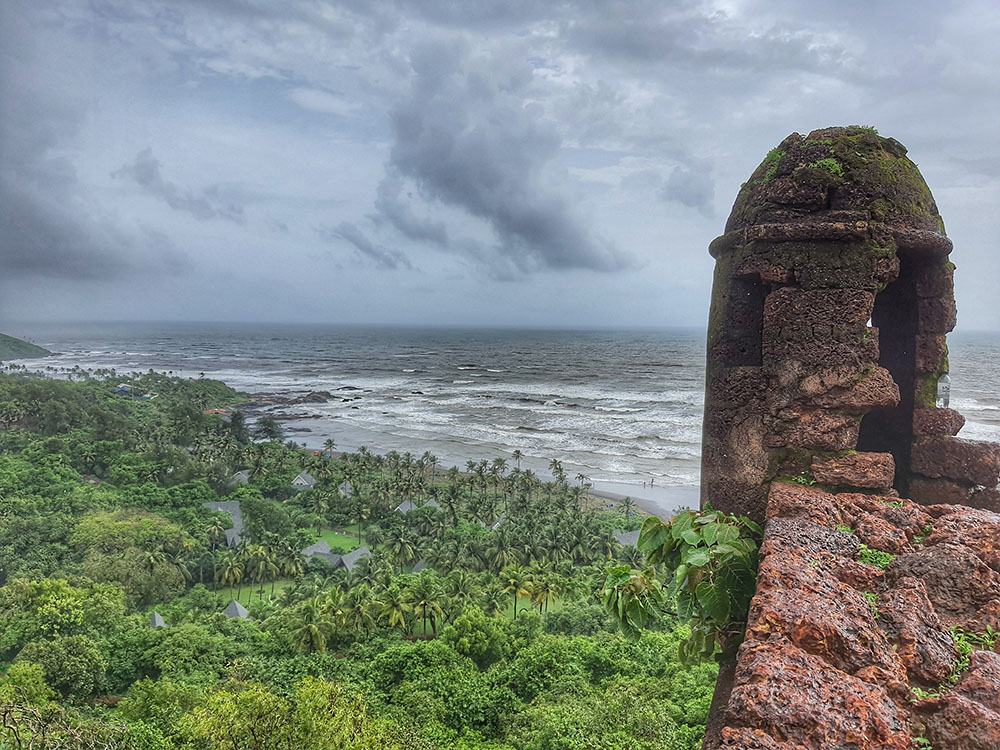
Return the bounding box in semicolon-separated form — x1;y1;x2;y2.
812;452;895;489
911;437;1000;488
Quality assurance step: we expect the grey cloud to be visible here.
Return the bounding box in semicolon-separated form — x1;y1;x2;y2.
373;172;449;245
0;8;190;283
661;163;715;216
384;39;632;275
564;1;849;74
113;149;245;222
319;223;412;270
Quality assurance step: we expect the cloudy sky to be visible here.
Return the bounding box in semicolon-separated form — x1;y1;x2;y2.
2;0;998;330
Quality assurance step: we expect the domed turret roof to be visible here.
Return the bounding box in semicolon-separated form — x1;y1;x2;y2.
725;126;945;237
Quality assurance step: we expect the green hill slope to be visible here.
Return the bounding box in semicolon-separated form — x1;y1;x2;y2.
0;333;51;360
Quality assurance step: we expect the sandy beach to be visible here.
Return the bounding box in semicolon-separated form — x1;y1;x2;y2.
587;481;699;519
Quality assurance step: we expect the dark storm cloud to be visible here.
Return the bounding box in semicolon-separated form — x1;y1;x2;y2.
384;39;633;275
0;43;190;282
319;223;412;270
113;149;245;223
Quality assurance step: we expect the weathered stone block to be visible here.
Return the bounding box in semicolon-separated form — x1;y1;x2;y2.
725;638;913;750
878;577;957;686
918;655;1000;750
707;367;768;409
915;263;955;298
915;334;947;373
912;437;1000;488
812;452;895;489
887;545;1000;631
917;296;957;334
721;727;794;749
921;693;1000;750
809;365;900;412
762;176;828;208
909;477;973;506
954;650;1000;713
890;225;953;256
763;329;880;367
913;407;965;437
734;256;794;284
764;287;874;331
970;487;1000;513
766;411;859;451
925;506;1000;573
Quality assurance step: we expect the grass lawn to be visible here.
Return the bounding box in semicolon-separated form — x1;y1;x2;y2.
318;527;365;552
216;578;293;606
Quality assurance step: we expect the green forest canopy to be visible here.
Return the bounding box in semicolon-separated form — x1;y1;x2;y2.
0;366;715;749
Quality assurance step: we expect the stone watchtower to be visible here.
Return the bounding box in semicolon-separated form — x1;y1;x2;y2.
701;126;998;521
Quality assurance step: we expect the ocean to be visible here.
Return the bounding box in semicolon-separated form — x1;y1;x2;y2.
5;323;1000;514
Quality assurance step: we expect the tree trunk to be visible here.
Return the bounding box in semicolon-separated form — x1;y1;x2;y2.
701;658;737;750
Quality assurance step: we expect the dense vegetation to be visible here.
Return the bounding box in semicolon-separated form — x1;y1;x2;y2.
0;366;716;749
0;334;49;361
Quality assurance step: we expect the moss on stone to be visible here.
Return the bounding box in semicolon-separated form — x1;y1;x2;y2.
724;127;944;234
810;158;844;178
760;148;785;183
915;376;939;409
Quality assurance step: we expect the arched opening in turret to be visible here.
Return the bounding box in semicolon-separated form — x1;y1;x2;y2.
857;251;921;495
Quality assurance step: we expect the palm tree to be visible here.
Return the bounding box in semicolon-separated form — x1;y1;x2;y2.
379;584;411;632
342;585;379;638
532;571;560;613
440;484;463;527
289;596;336;652
618;496;636;519
323;438;337;454
207;521;227;589
245;545;270;600
481;581;507;616
221;551;245;601
305;490;331;534
385;528;417;566
500;564;530;619
142;546;167;574
446;569;481;612
406;572;445;635
488;530;520;571
165;543;194;584
511;450;523;470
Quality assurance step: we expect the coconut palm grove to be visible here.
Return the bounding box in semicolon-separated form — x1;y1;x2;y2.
0;366;718;749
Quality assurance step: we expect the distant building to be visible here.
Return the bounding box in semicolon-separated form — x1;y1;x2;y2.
149;612;167;629
223;600;249;619
231;470;250;485
411;559;429;573
489;515;507;532
394;498;440;514
301;539;343;568
340;547;371;572
338;480;353;498
114;384;132;395
613;529;640;548
203;500;244;546
292;471;316;490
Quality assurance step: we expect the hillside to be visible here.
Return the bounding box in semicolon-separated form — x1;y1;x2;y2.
0;333;50;360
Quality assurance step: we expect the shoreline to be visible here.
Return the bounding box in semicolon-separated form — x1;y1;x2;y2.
297;435;699;521
586;483;700;519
